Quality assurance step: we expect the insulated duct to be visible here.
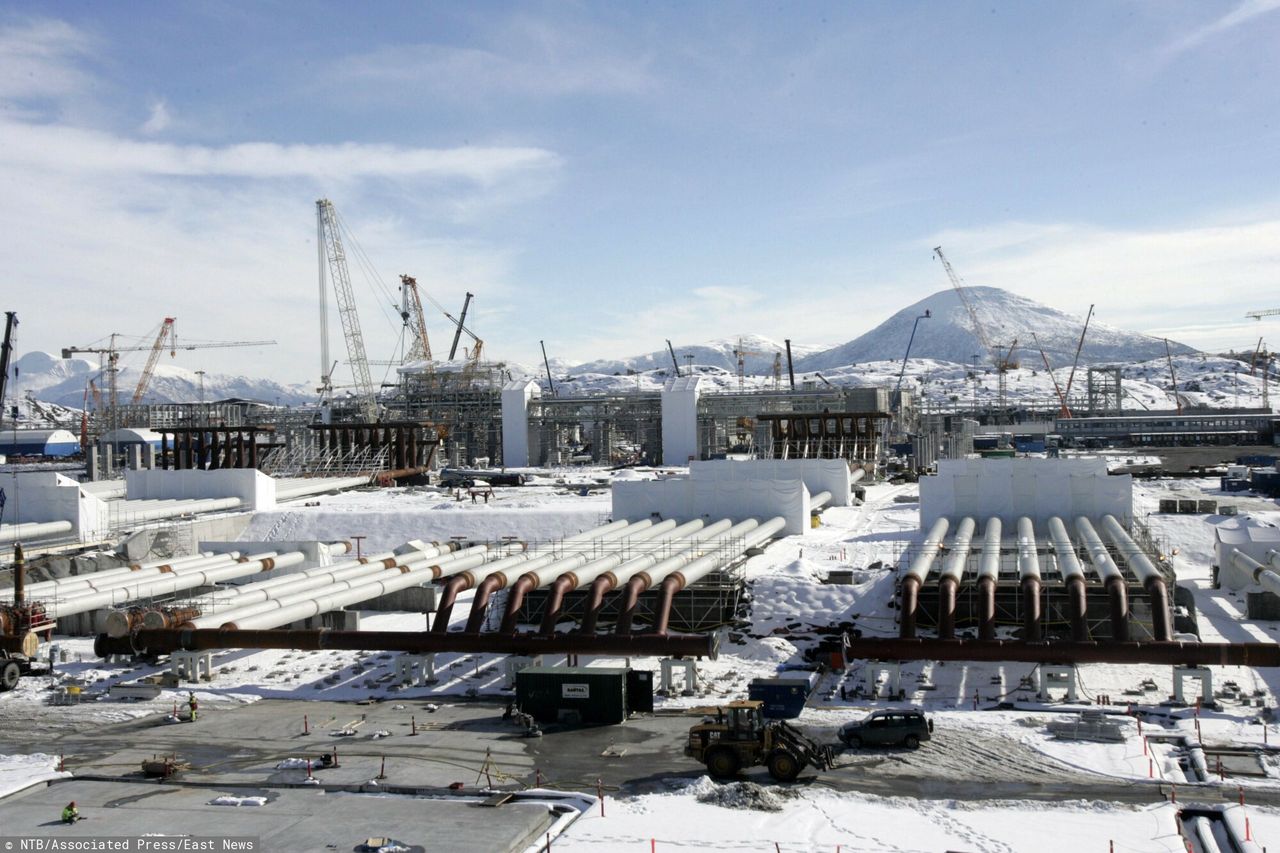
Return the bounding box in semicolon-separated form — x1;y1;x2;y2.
648;517;787;634
1098;514;1172;642
431;520;632;634
538;520;707;634
498;519;682;634
936;517;976;640
976;518;1001;640
1047;516;1089;641
1017;517;1042;641
616;519;762;634
578;519;735;634
899;517;949;639
1074;516;1129;641
463;520;646;633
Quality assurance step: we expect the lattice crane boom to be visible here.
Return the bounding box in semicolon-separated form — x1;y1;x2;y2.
398;275;432;363
934;246;997;361
317;199;378;422
133;317;176;404
1247;309;1280;320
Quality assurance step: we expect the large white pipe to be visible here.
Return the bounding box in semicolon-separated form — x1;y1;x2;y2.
850;468;866;485
810;491;833;511
192;546;492;629
1098;514;1162;584
1228;549;1280;599
1016;517;1040;582
222;547;500;631
4;551;221;599
1046;517;1086;583
978;518;1002;583
646;517;786;634
43;552;304;618
905;517;950;583
940;517;977;582
274;477;372;501
20;553;246;602
1073;517;1124;583
111;497;243;521
0;520;75;544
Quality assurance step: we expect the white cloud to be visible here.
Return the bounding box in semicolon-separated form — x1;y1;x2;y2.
1;119;558;184
332;16;654;99
1166;0;1280;55
140;98;171;134
0;17;95;99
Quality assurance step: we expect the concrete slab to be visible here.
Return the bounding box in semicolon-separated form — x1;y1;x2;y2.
0;778;558;853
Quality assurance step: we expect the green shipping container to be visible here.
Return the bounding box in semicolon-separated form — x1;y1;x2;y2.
515;666;629;726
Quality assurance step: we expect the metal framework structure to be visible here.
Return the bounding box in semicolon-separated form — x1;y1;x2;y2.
316;199;378;422
531;393;663;466
385;365;506;466
1086;366;1125;415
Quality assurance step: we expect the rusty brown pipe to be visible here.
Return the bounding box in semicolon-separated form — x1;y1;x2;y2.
650;573;689;636
840;636;1280;667
142;607;203;631
578;573;617;635
1021;576;1041;641
12;543;25;609
898;575;921;639
431;573;476;634
937;577;958;639
539;575;579;635
977;577;997;640
498;574;539;634
1066;576;1089;641
614;573;652;634
92;627;719;659
1145;576;1173;642
1106;576;1130;641
463;574;507;634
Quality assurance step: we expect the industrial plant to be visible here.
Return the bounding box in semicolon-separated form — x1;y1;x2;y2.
0;199;1278;853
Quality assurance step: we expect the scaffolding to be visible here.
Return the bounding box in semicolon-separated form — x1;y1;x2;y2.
531;393;663;466
384;364;507;467
1086;367;1124;415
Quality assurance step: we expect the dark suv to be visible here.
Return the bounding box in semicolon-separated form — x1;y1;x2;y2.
839;709;933;749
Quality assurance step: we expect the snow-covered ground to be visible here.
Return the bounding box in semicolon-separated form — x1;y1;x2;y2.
4;468;1280;851
0;753;70;799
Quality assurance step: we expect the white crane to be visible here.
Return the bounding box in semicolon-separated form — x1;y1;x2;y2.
316;199;378;423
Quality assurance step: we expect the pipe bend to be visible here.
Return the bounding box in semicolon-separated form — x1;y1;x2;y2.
539;576;578;635
499;575;539;634
431;574;473;633
899;575;921;639
464;575;506;634
615;575;649;634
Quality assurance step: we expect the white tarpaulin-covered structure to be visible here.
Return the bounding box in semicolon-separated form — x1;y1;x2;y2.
690;458;852;507
613;459;839;535
919;458;1132;529
661;376;702;465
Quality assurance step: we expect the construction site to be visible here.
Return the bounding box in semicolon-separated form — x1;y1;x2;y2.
0;202;1279;852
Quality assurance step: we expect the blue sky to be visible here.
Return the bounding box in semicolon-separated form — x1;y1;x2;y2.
2;1;1278;384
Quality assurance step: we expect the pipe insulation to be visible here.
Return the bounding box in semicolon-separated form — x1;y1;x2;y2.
1075;516;1130;641
498;519;684;633
1229;549;1280;600
648;517;787;634
578;519;735;635
0;520;74;544
615;519;761;634
215;545;519;631
1017;517;1042;641
3;551;222;599
1098;514;1173;642
810;491;832;511
16;553;247;603
1046;516;1089;641
538;519;708;635
430;519;634;634
463;520;649;633
157;543;453;627
936;517;976;640
39;551;303;619
899;517;950;639
193;546;495;630
977;517;1001;641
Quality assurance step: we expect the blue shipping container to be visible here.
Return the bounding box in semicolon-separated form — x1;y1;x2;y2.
748;677;813;719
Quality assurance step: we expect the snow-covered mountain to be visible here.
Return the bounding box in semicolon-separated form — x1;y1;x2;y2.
559;334;827;377
7;352;314;409
796;287;1194;371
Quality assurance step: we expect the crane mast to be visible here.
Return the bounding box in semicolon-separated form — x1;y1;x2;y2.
0;312;16;427
933;246;1018;415
316;199;378;422
133;317;176;404
398;275;432;363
